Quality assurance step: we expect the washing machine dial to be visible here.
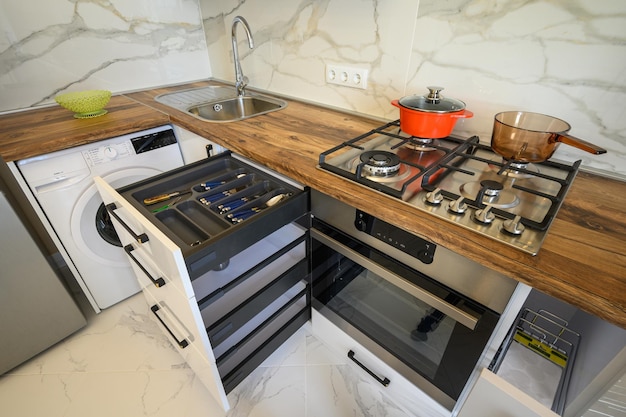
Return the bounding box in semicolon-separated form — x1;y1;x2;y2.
103;146;118;159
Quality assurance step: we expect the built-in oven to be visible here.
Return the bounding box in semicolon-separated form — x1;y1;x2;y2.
310;189;525;410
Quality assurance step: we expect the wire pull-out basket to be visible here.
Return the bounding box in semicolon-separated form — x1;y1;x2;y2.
489;308;580;415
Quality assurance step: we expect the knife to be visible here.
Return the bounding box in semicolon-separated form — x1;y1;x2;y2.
143;190;190;205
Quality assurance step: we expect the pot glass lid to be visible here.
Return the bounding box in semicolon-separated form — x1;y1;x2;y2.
399;86;466;113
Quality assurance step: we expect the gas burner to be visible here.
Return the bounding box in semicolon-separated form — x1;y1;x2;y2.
460;179;519;209
404;138;439;152
318;119;580;255
359;151;401;177
488;159;539;179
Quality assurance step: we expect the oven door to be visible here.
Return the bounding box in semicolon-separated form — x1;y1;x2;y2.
311;219;499;406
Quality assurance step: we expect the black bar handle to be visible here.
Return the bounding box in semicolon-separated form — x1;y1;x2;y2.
124;244;166;288
151;304;189;349
347;350;390;387
105;202;148;243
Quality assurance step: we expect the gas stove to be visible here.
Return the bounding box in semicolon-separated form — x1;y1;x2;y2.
318;120;580;255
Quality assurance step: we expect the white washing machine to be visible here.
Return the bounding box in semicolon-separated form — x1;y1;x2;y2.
18;125;185;311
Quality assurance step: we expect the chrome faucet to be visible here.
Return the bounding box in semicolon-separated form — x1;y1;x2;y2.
231;16;254;96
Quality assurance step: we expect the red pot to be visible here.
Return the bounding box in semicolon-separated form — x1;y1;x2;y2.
392;86;473;138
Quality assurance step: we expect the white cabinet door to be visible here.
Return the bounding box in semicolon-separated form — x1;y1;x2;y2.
94;177;195;299
457;368;560;417
311;309;450;417
94;176;231;411
141;287;230;411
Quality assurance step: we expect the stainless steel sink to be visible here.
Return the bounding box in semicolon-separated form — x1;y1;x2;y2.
188;95;285;122
155;86;287;122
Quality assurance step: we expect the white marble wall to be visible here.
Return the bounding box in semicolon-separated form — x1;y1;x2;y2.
200;0;626;179
2;0;623;178
0;0;211;110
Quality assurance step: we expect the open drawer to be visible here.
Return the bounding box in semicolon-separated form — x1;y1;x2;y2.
94;152;310;412
112;151;307;278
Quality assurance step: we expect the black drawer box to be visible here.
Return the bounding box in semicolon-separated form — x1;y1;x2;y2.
206;258;308;347
116;152;309;278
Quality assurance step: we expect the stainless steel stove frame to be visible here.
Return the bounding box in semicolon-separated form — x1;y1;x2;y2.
319;120;580;255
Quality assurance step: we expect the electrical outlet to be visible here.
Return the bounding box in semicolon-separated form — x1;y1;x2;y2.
325;64;368;89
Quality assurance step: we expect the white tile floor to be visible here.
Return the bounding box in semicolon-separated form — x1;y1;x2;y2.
0;293;414;417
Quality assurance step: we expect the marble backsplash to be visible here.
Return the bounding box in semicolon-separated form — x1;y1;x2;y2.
1;0;624;179
0;0;211;110
200;0;626;179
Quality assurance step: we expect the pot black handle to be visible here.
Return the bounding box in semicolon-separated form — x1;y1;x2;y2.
348;350;390;387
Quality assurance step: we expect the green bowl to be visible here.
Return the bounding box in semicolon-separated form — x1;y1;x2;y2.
55;90;112;118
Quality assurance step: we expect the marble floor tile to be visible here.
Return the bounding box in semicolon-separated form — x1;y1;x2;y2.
307;364;411;417
0;293;418;417
226;366;306;417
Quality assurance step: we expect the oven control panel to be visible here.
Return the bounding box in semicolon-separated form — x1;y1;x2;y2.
354;210;435;264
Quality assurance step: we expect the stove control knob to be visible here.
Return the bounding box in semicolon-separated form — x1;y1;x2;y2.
502;215;525;235
355;218;367;232
425;188;443;205
354;210;369;232
447;196;467;214
474;205;495;224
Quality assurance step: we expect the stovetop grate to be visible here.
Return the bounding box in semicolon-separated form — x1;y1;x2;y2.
319;120;477;199
420;141;581;231
319;120;581;253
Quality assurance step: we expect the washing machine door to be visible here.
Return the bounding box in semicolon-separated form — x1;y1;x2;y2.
70;168;161;307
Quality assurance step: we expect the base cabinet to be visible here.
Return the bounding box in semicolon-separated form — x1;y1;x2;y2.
95;153;309;411
457;368;560;417
311;309;450;417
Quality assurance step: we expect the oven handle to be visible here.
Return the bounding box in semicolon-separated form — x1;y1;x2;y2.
311;228;479;330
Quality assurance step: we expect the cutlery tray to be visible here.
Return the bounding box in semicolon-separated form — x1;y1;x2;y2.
117;151;307;278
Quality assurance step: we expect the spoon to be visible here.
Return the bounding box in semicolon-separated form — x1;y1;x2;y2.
228;193;292;222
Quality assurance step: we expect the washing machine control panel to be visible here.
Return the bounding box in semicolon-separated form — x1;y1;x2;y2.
81;128;179;166
82;142;133;166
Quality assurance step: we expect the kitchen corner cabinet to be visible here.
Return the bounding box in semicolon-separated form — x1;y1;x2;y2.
94;152;309;411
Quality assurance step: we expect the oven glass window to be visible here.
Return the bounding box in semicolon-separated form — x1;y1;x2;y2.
311;221;499;401
325;266;456;379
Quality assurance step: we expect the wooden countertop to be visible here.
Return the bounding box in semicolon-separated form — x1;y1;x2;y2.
0;95;170;162
2;81;624;329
